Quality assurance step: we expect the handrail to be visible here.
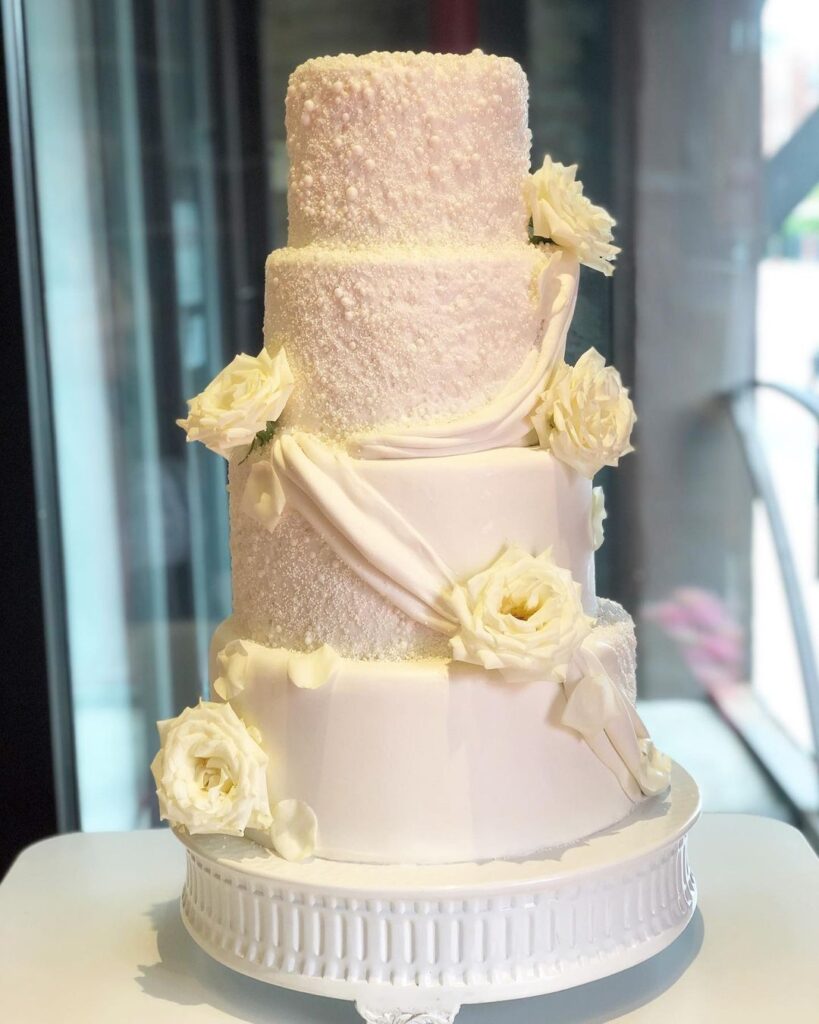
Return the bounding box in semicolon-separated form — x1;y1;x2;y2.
726;380;819;764
750;379;819;419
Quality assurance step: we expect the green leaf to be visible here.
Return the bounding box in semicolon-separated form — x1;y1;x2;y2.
238;420;278;465
528;219;555;247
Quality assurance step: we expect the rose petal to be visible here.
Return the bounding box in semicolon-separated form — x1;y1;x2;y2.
213;640;252;701
287;645;341;689
241;459;286;532
270;799;318;862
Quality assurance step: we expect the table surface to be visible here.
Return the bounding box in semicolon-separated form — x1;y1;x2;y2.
1;815;817;1023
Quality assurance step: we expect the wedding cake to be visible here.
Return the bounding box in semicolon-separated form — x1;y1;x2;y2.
153;50;671;867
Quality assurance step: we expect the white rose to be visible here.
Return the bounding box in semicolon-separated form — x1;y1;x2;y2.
450;545;592;681
151;700;272;836
177;347;294;457
531;348;635;478
525;155;620;276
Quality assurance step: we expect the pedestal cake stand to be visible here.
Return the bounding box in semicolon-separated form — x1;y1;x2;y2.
177;761;699;1023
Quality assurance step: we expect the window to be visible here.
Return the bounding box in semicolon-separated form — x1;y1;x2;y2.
8;0;817;833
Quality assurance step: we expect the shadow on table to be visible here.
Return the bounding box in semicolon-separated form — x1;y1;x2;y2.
136;899;354;1022
463;910;705;1023
136;900;703;1023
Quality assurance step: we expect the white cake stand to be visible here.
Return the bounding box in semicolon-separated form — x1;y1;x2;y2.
177;761;699;1023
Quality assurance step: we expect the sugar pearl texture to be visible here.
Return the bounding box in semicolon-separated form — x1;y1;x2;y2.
264;244;551;435
286;51;531;246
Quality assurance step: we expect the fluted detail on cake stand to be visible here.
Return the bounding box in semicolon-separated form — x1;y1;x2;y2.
177;763;699;1023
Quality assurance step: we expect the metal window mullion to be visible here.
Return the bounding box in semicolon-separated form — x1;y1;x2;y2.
1;0;79;831
114;0;173;721
187;0;231;686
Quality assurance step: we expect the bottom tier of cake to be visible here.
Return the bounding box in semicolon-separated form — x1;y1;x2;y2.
210;599;641;865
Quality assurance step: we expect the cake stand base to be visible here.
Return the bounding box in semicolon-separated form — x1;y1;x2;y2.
177;762;699;1023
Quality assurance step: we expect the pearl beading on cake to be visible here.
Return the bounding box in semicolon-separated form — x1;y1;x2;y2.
594;599;638;704
230;506;443;660
265;245;551;437
285;51;531;247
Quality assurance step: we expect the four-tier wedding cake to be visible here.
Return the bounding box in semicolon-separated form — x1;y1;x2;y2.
153;50;671;867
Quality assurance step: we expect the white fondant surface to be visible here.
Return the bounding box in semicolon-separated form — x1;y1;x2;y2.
229;446;596;659
355;448;596;611
211;601;637;865
265;245;553;436
285;51;530;247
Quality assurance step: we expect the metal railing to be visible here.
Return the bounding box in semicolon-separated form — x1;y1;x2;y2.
727;380;819;763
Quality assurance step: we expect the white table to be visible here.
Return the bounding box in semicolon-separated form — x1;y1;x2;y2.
1;816;817;1023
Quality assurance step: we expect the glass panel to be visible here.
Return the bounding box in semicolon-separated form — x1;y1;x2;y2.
19;0;431;833
14;0;817;831
22;0;266;829
753;0;819;754
632;0;758;704
634;0;817;810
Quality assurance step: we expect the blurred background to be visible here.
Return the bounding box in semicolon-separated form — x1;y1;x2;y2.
1;0;818;874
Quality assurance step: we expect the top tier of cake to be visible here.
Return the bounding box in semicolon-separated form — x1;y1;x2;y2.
285;51;531;247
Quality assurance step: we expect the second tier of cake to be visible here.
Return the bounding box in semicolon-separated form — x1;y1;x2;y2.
265;243;561;436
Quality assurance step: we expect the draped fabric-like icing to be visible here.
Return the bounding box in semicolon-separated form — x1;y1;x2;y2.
561;638;671;800
272;433;458;635
349;252;580;460
241;432;671;802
